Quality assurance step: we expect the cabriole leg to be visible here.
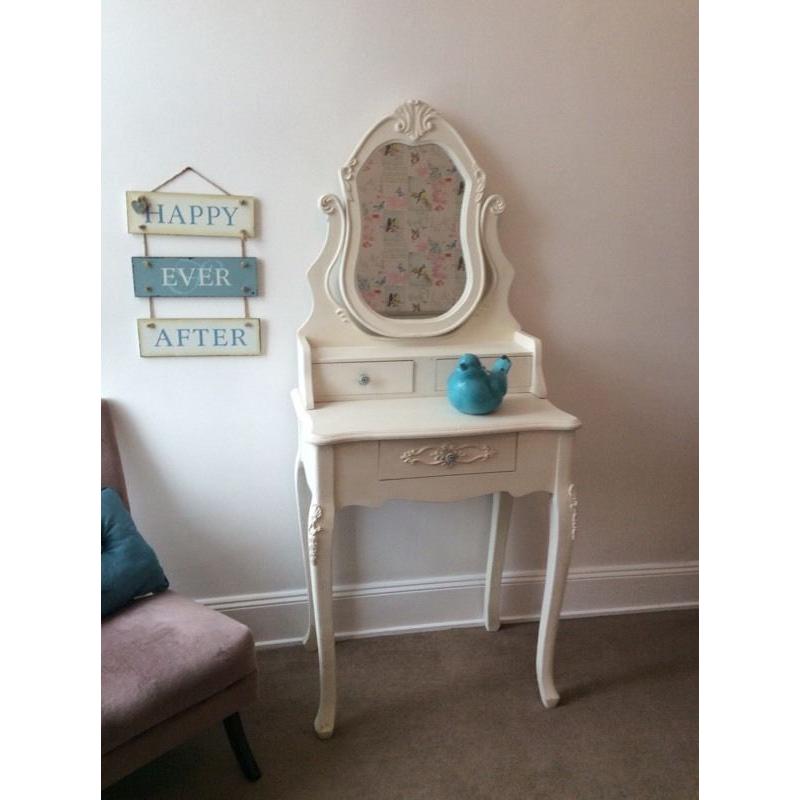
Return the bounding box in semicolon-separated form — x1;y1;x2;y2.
306;446;337;738
484;492;513;631
536;434;576;708
294;448;316;651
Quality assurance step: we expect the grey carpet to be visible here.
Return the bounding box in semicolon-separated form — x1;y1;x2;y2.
103;610;698;799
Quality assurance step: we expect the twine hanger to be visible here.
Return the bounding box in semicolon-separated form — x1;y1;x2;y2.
150;165;231;195
140;166;253;322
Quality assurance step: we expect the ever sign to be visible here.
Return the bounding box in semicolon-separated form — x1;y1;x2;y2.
126;191;255;237
131;257;258;297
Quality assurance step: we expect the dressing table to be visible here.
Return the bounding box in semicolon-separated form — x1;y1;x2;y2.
292;100;580;738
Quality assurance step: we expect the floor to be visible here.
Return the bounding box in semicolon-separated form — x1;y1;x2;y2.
103;610;698;799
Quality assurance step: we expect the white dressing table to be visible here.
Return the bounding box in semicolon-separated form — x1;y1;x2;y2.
293;100;580;738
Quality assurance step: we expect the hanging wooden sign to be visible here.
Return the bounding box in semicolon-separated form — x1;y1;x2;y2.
126;191;255;237
132;257;258;297
137;318;261;357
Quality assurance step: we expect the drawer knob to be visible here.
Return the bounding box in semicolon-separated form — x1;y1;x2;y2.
357;373;370;386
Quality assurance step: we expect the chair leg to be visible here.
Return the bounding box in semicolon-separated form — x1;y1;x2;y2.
223;713;262;782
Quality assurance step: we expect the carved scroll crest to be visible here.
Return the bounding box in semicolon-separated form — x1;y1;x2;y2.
400;442;497;468
308;504;324;565
394;100;437;141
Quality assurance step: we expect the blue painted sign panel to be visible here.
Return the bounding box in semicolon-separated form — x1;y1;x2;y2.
132;257;258;297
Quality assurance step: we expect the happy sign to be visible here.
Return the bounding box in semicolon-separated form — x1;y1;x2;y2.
126;191;255;237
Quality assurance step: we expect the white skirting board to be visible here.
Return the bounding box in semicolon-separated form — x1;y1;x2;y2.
198;561;698;649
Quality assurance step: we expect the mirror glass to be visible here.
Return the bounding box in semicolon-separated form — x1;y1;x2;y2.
355;143;466;318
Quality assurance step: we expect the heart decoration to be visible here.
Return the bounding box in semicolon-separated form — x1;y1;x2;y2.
131;196;149;215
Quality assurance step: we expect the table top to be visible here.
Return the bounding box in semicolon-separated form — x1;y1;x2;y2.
292;390;580;445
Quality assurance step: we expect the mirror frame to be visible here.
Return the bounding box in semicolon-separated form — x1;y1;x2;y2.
338;100;487;339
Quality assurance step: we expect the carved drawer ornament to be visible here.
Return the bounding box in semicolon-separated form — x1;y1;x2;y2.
308;504;324;565
400;442;498;468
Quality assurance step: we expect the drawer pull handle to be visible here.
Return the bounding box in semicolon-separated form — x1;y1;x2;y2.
400;443;497;468
357;373;371;386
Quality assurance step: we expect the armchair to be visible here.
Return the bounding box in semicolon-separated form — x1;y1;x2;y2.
101;400;262;787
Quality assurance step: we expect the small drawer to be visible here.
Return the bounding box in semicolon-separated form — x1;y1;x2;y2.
313;360;414;400
379;434;517;480
434;355;532;392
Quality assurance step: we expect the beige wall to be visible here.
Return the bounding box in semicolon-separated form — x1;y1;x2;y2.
102;0;697;612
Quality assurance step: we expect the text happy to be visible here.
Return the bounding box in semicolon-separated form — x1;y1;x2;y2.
146;203;239;227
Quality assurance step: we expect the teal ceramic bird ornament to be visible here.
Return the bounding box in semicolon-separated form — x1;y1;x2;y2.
447;354;512;414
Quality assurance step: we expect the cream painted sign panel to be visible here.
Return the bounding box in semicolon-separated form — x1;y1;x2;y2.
137;318;261;357
126;191;255;237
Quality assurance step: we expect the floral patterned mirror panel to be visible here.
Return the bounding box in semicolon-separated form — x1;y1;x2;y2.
355;143;466;318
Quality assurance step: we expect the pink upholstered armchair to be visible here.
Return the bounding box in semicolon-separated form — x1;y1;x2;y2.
101;400;262;787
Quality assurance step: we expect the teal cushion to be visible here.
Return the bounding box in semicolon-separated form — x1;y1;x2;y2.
102;488;169;617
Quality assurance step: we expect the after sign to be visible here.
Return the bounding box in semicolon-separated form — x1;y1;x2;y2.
138;318;261;357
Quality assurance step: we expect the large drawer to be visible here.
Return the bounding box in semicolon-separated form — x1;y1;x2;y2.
378;434;517;480
434;355;532;392
313;360;414;400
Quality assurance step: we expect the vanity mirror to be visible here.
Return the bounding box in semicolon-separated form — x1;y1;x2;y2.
293;100;581;739
354;142;466;320
338;100;486;338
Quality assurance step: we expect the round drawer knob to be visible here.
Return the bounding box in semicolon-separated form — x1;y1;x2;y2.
357;373;370;386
